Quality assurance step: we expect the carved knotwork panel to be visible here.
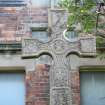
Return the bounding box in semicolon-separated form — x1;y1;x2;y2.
50;11;67;29
52;40;67;54
49;9;68;39
51;67;68;87
65;41;81;55
22;39;51;56
22;9;97;105
50;88;71;105
80;37;96;53
23;39;38;54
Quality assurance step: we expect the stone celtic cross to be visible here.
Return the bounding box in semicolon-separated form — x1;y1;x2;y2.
22;9;96;105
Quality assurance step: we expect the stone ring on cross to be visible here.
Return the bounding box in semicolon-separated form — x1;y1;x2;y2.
63;29;78;42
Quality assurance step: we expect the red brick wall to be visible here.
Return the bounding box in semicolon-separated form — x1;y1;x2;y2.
0;7;48;42
26;64;50;105
70;71;80;105
26;67;80;105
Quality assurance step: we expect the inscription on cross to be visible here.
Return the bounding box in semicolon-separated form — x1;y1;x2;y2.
22;9;96;105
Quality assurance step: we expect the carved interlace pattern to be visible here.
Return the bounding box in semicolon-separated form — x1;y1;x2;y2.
51;88;72;105
52;67;68;87
23;39;38;54
52;40;66;54
22;9;96;105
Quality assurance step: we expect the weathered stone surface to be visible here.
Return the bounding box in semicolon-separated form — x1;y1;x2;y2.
51;67;68;87
80;37;96;53
22;9;96;105
50;88;72;105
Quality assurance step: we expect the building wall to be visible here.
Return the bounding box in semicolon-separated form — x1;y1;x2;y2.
0;1;105;105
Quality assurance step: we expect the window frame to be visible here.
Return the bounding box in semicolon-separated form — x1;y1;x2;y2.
0;0;26;7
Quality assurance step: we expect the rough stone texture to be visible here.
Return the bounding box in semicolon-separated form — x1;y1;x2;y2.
23;9;72;105
50;88;71;105
80;37;96;54
22;9;97;105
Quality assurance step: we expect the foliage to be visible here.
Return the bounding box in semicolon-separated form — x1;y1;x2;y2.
59;0;97;33
96;36;105;47
96;36;105;59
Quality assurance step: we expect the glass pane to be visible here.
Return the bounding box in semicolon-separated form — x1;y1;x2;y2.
65;31;78;41
54;0;59;7
80;72;105;105
32;31;50;42
67;31;77;39
0;0;25;6
0;0;25;2
31;0;50;7
0;73;25;105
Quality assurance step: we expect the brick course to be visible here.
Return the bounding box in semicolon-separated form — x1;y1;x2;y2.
70;71;80;105
26;64;50;105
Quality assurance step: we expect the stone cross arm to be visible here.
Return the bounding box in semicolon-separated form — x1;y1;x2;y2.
22;38;52;59
22;36;96;59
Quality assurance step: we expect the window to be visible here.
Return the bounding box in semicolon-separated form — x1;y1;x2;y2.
0;72;25;105
0;43;22;51
64;31;78;42
51;0;60;7
32;29;50;43
31;0;51;7
80;71;105;105
66;31;78;39
0;0;26;7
